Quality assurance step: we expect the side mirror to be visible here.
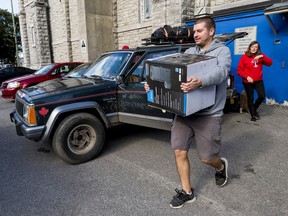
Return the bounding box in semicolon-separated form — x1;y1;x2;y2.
116;75;124;84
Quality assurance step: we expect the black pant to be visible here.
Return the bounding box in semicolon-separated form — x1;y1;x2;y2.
243;80;265;117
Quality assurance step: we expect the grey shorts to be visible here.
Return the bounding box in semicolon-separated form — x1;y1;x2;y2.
171;115;223;160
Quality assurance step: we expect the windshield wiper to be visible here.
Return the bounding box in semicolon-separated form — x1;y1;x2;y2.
84;75;103;80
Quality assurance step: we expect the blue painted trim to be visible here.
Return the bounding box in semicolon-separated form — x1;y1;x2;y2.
185;10;264;26
214;10;264;22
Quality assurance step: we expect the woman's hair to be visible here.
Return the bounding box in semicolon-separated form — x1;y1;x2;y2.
246;41;261;57
195;16;216;36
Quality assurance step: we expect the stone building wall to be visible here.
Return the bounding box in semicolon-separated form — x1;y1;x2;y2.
47;0;86;63
23;3;37;68
69;0;83;62
18;0;273;67
116;0;195;49
18;0;51;69
112;0;118;50
34;2;51;64
18;0;30;66
48;0;70;62
18;0;114;67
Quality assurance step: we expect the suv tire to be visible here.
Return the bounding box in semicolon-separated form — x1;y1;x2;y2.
52;113;105;164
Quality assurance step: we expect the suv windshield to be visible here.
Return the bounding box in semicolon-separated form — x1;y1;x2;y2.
65;63;92;78
34;64;56;75
85;53;131;80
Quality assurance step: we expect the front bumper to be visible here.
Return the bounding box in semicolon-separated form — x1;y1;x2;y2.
1;88;18;99
10;110;45;141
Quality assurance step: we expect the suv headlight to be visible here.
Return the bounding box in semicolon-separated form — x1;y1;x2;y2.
7;81;20;89
23;104;37;126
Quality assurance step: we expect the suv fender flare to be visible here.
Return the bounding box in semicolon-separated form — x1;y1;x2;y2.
40;101;110;143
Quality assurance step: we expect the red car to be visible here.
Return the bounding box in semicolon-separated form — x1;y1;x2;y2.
1;62;82;99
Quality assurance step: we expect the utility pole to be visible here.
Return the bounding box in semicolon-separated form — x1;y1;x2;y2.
10;0;19;66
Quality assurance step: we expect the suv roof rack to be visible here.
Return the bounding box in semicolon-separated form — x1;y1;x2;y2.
141;39;196;46
141;31;248;46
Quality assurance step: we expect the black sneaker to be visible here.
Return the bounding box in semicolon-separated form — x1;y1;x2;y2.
169;188;196;209
215;158;228;187
251;116;257;121
255;112;260;119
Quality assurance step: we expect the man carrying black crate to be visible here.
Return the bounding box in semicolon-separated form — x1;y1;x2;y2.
145;16;231;209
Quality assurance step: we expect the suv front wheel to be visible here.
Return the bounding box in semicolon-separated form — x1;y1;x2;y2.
52;113;105;164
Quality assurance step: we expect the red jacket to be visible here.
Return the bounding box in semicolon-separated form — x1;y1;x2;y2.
237;53;272;83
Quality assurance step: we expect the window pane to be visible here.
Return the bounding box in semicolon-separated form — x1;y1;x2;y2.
144;0;152;19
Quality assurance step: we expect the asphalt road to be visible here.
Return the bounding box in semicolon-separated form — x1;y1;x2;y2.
0;97;287;216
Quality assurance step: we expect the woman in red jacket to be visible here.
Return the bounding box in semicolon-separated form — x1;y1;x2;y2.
237;41;272;121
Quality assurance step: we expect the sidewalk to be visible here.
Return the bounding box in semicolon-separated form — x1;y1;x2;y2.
215;104;288;215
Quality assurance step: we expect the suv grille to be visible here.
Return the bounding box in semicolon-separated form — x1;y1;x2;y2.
15;98;24;117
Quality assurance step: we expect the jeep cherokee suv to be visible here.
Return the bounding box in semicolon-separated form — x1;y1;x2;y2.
10;45;184;164
10;33;246;164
